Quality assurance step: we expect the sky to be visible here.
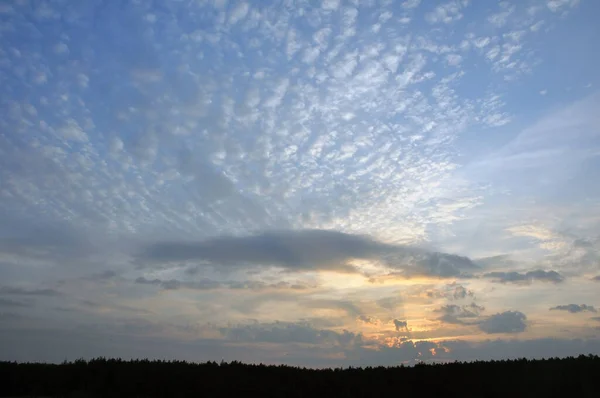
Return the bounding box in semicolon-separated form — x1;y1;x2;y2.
0;0;599;367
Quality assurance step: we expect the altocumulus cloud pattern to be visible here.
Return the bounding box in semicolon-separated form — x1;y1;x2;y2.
0;0;600;366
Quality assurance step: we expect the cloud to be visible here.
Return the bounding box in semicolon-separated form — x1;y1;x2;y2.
389;252;479;279
393;319;408;331
140;230;384;272
0;298;30;307
0;312;24;322
357;315;379;325
141;229;479;278
88;270;118;281
550;304;597;314
3;323;599;367
322;0;340;11
425;1;466;24
228;1;249;25
402;0;421;9
135;276;310;292
135;277;222;291
478;311;527;334
0;0;597;368
436;303;484;325
592;276;600;282
0;286;63;297
221;321;363;347
483;270;564;284
306;299;363;318
448;283;474;300
547;0;579;13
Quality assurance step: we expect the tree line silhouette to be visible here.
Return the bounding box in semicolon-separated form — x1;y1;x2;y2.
1;355;599;397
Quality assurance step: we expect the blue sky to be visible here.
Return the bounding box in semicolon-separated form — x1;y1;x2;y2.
1;0;599;366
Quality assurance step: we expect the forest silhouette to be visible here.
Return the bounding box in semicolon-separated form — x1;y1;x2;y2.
2;355;599;397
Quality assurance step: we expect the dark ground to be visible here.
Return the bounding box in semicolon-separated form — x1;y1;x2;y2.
1;355;599;397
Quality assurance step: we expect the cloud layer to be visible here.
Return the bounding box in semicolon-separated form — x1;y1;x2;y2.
0;0;598;366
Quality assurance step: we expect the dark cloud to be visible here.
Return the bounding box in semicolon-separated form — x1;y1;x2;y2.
220;321;363;347
573;239;594;248
393;319;408;331
135;277;222;291
592;275;600;282
135;276;310;292
88;270;118;280
0;298;31;307
1;323;599;367
478;311;527;334
376;295;403;311
0;312;24;322
483;269;564;284
447;283;474;300
436;303;484;325
141;229;479;278
383;251;478;278
550;304;597;313
357;315;379;325
140;229;385;272
0;210;96;263
0;286;63;296
78;300;153;316
228;280;311;291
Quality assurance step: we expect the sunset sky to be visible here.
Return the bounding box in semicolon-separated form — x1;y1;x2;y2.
1;0;599;366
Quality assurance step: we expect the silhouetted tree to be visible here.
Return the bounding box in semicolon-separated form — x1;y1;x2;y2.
1;355;599;397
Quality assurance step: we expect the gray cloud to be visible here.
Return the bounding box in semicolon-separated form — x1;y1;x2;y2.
220;321;363;347
88;270;118;281
383;251;479;278
483;270;564;284
306;300;363;318
478;311;527;334
135;276;310;292
140;229;385;272
436;303;484;325
135;277;222;291
78;300;153;316
550;304;597;313
592;276;600;282
0;286;63;297
0;319;598;367
0;312;24;322
376;295;403;311
357;315;379;324
0;298;31;307
393;319;408;331
448;283;474;300
141;229;479;278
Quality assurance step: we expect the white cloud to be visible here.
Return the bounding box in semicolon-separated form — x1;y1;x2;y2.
425;1;465;24
446;54;462;66
547;0;580;13
402;0;421;9
488;5;515;27
59;119;88;142
228;1;249;25
322;0;341;11
53;42;69;54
